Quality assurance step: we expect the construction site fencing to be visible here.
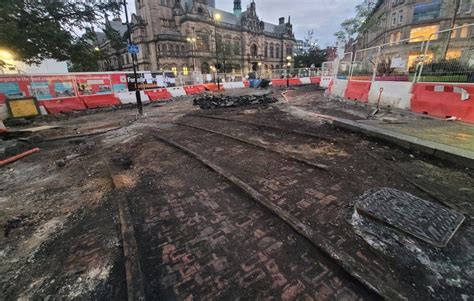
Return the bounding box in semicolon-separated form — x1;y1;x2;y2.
336;52;353;79
417;23;474;83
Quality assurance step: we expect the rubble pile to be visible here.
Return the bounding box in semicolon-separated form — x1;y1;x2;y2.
193;94;277;110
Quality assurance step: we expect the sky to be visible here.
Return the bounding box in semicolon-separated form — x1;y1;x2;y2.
127;0;361;47
216;0;360;47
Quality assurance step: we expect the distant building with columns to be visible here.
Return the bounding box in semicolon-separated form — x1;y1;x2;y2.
98;0;296;75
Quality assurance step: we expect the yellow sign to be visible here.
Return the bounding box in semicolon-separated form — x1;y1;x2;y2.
7;97;40;118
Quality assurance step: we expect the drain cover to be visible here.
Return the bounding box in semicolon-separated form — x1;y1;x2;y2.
355;188;465;247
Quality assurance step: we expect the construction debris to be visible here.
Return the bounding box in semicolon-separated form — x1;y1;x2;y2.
193;94;277;110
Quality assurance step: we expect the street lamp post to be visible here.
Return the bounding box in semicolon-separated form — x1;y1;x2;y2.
214;13;221;91
186;37;196;71
286;55;292;89
123;0;143;115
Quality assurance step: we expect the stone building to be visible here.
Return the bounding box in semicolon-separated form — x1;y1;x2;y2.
99;0;295;75
349;0;474;67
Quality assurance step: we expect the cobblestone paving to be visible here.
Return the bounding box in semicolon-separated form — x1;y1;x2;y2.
121;140;378;300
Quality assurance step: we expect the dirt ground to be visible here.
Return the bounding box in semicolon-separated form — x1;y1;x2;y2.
1;87;472;300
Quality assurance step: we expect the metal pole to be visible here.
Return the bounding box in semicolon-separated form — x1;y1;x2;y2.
286;64;289;88
123;0;143;115
214;22;220;91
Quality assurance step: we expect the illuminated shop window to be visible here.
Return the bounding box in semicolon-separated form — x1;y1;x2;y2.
183;66;189;75
409;25;439;42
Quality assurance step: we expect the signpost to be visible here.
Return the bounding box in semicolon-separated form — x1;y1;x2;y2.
123;0;143;115
128;44;140;55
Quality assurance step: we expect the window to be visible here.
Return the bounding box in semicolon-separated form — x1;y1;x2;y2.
276;47;280;58
264;45;268;57
398;10;403;23
392;12;397;26
171;66;177;75
460;24;470;38
269;46;274;58
458;0;473;14
183;66;189;76
446;50;462;60
196;33;210;51
451;23;471;39
233;41;241;55
250;44;258;57
409;25;439;42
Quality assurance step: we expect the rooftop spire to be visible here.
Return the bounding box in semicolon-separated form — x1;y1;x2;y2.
234;0;242;16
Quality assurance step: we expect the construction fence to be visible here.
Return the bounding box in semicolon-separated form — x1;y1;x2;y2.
338;24;474;84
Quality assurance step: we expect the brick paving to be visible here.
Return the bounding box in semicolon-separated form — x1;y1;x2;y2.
120;141;378;300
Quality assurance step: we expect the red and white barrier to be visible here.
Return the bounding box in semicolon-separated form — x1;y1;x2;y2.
145;89;172;101
223;82;245;89
331;79;349;98
320;76;333;88
41;97;87;114
344;80;371;102
167;87;186;97
300;77;311;85
411;83;474;123
117;91;149;104
369;81;413;110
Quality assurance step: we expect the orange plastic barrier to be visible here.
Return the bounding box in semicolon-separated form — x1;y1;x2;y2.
344;80;371;102
411;83;474;123
184;85;205;95
81;94;121;109
145;89;172;101
203;83;225;92
41;98;87;114
328;79;334;94
310;77;321;84
272;78;302;86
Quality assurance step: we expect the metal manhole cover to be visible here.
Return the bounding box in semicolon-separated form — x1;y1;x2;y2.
355;188;465;247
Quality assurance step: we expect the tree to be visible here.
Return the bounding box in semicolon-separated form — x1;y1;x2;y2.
295;48;327;68
0;0;120;65
334;0;379;43
440;0;462;61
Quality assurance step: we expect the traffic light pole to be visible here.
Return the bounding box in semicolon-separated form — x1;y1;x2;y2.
123;0;143;115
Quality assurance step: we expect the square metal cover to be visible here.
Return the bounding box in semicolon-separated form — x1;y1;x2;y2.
355;188;465;247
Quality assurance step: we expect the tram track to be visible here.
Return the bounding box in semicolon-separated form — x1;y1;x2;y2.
149;123;420;300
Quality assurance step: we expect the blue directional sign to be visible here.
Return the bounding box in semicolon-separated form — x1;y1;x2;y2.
128;44;140;54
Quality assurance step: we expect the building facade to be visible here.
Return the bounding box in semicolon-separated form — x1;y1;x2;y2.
349;0;474;68
100;0;296;75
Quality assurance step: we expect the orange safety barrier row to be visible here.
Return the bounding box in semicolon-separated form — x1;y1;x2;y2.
310;77;321;84
271;78;303;86
344;80;371;102
203;83;225;92
40;98;87;114
145;89;172;101
411;83;474;123
184;85;205;95
81;94;121;109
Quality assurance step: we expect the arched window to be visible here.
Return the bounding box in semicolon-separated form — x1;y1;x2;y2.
233;39;241;55
250;44;258;57
197;33;210;51
269;46;274;58
201;62;210;73
276;47;280;58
